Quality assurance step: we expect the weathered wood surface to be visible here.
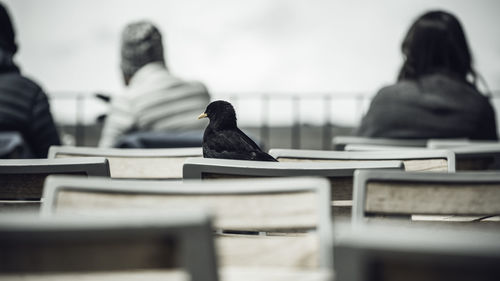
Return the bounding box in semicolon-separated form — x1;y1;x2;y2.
203;173;352;200
0;174;47;199
279;158;448;172
216;234;319;268
366;182;500;215
56;190;319;230
58;155;187;179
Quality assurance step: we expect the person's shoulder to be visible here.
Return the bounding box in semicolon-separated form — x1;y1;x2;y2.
168;76;210;95
0;72;45;96
183;80;209;92
373;80;415;100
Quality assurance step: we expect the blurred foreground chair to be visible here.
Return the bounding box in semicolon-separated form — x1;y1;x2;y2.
352;169;500;226
183;158;404;218
0;158;110;213
41;176;333;269
0;131;33;159
0;210;217;281
48;146;202;179
332;136;427;150
269;148;455;172
333;222;500;281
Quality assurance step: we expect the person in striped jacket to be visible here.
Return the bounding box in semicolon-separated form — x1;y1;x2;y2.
99;20;210;147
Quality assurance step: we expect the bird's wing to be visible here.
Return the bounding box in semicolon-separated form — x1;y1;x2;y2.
204;128;259;154
203;128;277;161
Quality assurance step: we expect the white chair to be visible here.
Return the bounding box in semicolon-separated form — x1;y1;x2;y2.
0;209;217;281
352;169;500;225
0;157;110;212
183;157;404;218
334;222;500;281
41;175;334;269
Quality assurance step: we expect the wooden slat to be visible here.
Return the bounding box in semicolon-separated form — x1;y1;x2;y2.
107;157;187;179
56;190;318;230
0;174;47;199
365;182;500;215
202;173;352;201
58;155;188;179
278;158;448;172
216;234;318;268
401;159;448;172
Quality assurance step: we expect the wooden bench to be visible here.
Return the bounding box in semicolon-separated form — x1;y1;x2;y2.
0;209;217;281
41;176;333;269
352;170;500;226
0;158;110;212
183;157;403;218
269;148;455;172
48;146;202;179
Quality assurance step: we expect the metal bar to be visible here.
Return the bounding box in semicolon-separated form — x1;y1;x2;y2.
75;93;85;146
322;95;332;150
261;95;270;150
292;96;300;149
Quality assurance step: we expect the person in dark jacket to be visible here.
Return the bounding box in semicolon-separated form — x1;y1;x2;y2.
357;10;498;140
0;3;60;158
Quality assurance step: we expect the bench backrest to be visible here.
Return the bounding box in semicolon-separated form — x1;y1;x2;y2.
0;210;217;281
352;170;500;224
269;148;455;172
0;158;110;200
41;175;333;269
48;146;202;179
334;223;500;281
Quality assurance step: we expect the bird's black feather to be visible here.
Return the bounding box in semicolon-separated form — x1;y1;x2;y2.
200;100;277;161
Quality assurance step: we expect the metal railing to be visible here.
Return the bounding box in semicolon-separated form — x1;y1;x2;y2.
49;91;500;149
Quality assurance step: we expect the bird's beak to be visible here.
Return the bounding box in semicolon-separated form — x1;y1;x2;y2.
198;113;208;119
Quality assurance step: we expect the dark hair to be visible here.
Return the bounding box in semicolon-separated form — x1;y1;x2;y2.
0;3;17;54
398;11;476;86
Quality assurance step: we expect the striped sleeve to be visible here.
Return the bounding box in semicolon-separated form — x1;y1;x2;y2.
98;92;136;147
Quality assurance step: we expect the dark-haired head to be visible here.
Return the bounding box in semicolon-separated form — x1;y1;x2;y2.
0;2;17;54
398;10;476;86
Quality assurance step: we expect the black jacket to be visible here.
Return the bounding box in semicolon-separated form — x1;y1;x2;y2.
0;60;60;158
357;74;498;140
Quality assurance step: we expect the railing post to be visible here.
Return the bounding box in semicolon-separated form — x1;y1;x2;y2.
261;95;270;150
75;93;85;146
292;96;300;149
323;95;332;150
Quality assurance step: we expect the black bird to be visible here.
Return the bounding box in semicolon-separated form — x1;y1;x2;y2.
198;100;278;161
